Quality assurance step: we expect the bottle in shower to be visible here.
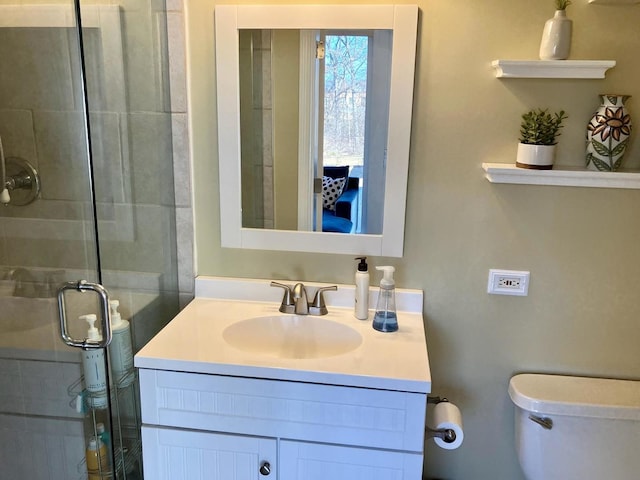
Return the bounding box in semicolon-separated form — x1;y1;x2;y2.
86;436;110;479
80;314;108;409
107;300;134;387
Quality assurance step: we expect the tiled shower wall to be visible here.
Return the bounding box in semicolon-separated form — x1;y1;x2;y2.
167;0;194;303
0;0;194;303
239;29;275;230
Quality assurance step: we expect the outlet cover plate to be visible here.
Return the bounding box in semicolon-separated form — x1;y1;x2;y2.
488;269;530;296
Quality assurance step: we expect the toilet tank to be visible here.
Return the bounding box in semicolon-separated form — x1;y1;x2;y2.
509;374;640;480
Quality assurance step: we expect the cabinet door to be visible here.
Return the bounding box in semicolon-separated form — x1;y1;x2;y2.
279;440;423;480
142;426;276;480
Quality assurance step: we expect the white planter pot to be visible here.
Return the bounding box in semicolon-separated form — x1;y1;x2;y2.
539;10;572;60
516;143;556;170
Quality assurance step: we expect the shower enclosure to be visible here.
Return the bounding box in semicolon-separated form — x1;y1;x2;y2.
0;1;182;478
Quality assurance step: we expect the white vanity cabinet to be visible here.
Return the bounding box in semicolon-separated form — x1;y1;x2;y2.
139;369;426;479
141;426;276;479
135;277;431;479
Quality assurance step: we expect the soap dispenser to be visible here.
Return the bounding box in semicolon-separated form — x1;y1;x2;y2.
108;300;134;387
80;314;108;409
372;266;398;332
354;256;369;320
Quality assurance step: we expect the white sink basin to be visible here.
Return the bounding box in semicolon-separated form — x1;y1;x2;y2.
222;315;363;359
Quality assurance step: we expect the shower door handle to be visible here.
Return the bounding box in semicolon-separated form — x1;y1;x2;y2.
57;280;112;349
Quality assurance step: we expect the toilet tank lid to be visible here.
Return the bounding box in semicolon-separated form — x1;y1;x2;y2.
509;374;640;421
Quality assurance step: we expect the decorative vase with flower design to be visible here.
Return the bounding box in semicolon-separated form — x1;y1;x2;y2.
586;94;632;171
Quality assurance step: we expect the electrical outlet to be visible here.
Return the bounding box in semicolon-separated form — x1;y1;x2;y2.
488;269;530;296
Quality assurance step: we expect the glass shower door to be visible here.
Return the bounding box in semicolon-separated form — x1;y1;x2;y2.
0;1;180;478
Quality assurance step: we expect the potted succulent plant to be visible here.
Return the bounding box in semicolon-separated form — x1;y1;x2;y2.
516;108;568;169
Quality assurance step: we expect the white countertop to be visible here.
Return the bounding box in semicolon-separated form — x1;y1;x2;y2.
135;276;431;393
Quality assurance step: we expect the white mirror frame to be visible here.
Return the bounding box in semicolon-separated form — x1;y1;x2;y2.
215;4;418;257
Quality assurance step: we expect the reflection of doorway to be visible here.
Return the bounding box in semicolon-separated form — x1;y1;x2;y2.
322;34;367;233
299;30;392;234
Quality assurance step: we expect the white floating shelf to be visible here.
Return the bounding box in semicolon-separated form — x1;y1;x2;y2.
482;163;640;189
492;60;616;79
589;0;639;4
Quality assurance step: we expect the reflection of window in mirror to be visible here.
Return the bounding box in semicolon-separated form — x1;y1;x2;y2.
322;34;368;233
318;31;391;235
238;28;391;236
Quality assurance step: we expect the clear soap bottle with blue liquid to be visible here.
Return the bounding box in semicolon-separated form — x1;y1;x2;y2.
372;266;398;332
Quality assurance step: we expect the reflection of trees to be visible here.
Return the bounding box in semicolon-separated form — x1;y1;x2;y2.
324;35;368;165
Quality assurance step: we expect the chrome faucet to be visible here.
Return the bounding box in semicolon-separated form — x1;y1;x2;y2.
270;282;337;315
292;283;309;315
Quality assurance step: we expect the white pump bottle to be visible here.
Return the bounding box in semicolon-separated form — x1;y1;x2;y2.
107;300;134;388
80;314;108;409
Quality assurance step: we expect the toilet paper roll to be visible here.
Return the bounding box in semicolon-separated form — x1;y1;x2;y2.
432;401;464;450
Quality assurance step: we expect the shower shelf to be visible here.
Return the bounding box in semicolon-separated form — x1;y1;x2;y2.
69;372;142;478
482;163;640;189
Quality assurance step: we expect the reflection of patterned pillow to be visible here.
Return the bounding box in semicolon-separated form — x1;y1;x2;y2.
322;176;346;211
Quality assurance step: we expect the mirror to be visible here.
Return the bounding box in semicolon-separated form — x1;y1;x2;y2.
215;5;418;256
239;28;391;235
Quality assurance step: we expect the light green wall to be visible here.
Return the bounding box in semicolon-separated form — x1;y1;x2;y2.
187;1;640;478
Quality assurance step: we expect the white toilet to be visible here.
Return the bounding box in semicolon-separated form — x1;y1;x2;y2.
509;373;640;480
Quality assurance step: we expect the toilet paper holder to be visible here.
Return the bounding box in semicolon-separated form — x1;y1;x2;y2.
426;396;458;444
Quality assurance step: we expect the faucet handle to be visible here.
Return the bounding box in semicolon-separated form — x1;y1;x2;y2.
270;281;295;314
309;285;337;316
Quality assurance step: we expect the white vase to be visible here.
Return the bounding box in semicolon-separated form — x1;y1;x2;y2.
539;10;572;60
516;143;556;170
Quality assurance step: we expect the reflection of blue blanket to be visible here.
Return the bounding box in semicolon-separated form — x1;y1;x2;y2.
322;166;359;232
322;210;353;233
335;186;357;222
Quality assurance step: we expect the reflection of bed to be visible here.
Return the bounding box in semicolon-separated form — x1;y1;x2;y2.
322;166;358;233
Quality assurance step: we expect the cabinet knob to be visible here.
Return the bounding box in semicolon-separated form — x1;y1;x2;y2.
259;461;271;476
